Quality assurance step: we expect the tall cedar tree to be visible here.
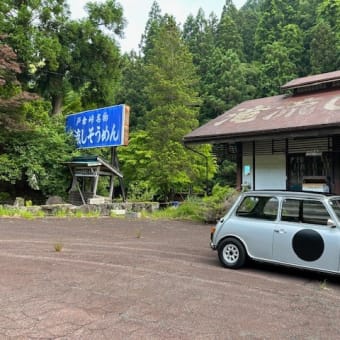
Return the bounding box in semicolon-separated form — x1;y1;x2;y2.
116;52;150;130
144;15;213;200
216;0;244;59
309;21;337;74
183;9;217;77
238;0;264;62
254;0;299;57
255;0;304;95
202;48;250;121
139;1;163;61
116;1;163;131
315;0;340;69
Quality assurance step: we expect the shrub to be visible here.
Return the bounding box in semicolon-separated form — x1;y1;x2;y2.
0;192;11;204
127;181;157;202
149;185;239;223
202;184;238;222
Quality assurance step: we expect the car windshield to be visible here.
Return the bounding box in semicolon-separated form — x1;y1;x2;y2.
329;198;340;220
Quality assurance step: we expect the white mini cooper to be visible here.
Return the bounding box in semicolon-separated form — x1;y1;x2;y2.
210;191;340;274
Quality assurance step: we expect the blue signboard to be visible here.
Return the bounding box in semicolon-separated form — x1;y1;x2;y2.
66;104;127;149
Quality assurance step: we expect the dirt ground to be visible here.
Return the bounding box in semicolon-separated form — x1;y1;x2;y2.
0;217;340;339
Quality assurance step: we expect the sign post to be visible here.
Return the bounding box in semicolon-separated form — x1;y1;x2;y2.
65;104;129;203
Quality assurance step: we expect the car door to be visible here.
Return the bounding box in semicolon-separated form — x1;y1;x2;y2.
272;198;340;272
229;195;279;261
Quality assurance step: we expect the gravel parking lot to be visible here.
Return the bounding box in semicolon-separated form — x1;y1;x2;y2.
0;217;340;339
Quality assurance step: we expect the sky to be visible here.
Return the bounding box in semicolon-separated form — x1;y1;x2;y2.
68;0;246;52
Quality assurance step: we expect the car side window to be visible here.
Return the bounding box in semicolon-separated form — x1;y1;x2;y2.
281;199;331;225
236;196;278;221
329;199;340;220
281;199;300;222
302;200;331;225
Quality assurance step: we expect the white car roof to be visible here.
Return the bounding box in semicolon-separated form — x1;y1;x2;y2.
242;190;340;200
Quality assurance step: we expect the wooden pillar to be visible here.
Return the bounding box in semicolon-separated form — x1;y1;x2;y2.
285;138;289;190
236;142;242;191
109;174;115;199
92;166;100;197
111;147;126;201
332;136;340;194
252;141;256;190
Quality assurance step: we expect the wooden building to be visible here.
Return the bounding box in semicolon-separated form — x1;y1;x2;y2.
184;71;340;194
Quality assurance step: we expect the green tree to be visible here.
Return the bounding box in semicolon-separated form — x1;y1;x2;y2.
238;0;263;62
201;49;253;121
62;14;123;111
216;0;244;58
116;52;149;130
317;0;340;32
139;1;163;60
117;130;154;199
213;159;236;187
183;9;217;74
280;24;304;75
296;0;320;74
0;39;38;130
116;1;164;132
309;21;338;74
0;100;77;202
316;0;340;69
0;38;73;202
144;15;214;200
1;0;125;115
183;10;219;124
260;41;297;96
254;0;299;58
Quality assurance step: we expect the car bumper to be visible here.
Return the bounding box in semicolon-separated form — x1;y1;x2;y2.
210;226;216;250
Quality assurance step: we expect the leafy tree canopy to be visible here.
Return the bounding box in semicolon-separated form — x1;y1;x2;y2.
0;0;125;115
0;38;38;130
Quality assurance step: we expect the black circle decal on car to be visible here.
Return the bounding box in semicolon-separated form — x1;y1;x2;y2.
292;229;324;261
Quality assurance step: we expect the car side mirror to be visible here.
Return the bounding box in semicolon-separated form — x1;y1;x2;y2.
327;219;336;228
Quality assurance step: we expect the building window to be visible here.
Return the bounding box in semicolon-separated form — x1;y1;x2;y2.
288;153;332;191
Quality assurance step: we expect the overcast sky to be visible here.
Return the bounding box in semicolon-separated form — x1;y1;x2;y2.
68;0;246;52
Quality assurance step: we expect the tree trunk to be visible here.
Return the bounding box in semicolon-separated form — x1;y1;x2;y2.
51;94;63;115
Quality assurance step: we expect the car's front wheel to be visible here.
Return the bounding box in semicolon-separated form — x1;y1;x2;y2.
218;238;246;269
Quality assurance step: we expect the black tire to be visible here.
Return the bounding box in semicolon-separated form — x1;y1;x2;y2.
218;238;246;269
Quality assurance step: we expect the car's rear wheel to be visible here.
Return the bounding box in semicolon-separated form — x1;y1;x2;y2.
218;238;246;269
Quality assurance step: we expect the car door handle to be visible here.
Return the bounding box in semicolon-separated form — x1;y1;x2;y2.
274;229;286;234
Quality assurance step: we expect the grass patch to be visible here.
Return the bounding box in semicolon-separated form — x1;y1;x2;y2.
18;210;36;220
148;199;205;221
319;279;328;290
53;209;69;218
135;229;142;238
84;210;101;218
0;206;45;219
0;206;18;217
54;242;63;252
71;210;84;218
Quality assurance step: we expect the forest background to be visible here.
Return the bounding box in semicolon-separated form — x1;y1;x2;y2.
0;0;339;204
